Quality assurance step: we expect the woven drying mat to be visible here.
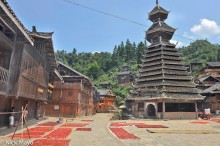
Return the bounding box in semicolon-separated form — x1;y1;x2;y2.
147;129;218;134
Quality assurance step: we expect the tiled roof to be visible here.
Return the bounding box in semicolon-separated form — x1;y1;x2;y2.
148;22;175;33
117;71;131;76
0;0;34;45
201;83;220;94
207;62;220;67
99;82;111;85
149;6;169;18
58;62;92;85
199;75;219;83
98;89;115;96
30;32;53;39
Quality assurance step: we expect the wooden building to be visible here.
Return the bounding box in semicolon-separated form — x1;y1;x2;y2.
96;89;116;112
0;1;57;126
197;62;220;79
127;1;203;119
201;83;220;112
117;65;134;86
99;82;111;89
195;75;219;90
44;62;97;118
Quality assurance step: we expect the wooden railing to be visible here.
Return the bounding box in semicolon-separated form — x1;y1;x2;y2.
0;66;9;82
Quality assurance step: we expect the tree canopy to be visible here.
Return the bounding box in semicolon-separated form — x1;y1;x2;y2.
179;40;220;65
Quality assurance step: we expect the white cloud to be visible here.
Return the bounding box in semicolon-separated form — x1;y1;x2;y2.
92;51;101;54
170;40;185;48
190;19;220;38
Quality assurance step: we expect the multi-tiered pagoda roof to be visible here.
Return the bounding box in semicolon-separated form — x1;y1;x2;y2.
129;1;203;100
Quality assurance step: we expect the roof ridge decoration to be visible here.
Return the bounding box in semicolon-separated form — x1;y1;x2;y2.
0;0;34;45
29;26;54;39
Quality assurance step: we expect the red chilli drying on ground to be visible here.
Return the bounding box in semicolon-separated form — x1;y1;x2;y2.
76;128;92;131
32;139;70;146
8;134;42;139
37;122;57;126
8;127;54;139
44;128;72;139
27;127;54;132
110;128;140;140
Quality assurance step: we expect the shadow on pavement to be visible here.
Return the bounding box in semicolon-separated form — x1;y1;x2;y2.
0;117;48;136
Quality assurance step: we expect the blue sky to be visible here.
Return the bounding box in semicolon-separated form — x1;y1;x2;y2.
7;0;220;53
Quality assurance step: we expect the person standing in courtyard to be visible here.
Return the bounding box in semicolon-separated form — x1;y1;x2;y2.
9;107;15;128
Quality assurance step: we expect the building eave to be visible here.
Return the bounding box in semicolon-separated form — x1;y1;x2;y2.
0;1;34;46
127;96;204;101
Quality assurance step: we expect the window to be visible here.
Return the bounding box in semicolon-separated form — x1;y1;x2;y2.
138;103;144;111
165;103;178;112
158;103;163;112
165;103;195;112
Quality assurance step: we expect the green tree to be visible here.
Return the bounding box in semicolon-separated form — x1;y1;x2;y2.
179;40;220;65
217;48;220;61
86;61;101;79
136;41;146;64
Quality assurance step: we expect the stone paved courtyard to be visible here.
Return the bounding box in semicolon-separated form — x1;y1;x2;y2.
0;113;220;146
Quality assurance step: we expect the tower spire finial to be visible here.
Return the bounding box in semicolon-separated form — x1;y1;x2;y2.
156;0;158;5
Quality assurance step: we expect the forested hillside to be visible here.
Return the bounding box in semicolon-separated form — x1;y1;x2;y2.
179;40;220;65
56;39;146;84
56;39;220;105
179;40;220;74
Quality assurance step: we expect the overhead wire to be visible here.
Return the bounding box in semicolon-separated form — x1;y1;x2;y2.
63;0;148;27
63;0;196;42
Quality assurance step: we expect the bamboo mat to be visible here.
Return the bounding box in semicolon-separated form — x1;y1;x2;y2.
147;129;218;134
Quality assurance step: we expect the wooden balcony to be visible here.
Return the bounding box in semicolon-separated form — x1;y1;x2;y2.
0;66;8;82
0;66;9;95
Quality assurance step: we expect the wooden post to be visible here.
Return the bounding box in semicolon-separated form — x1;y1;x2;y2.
132;101;135;115
162;100;165;119
12;104;30;139
144;102;147;117
195;101;198;119
59;83;63;121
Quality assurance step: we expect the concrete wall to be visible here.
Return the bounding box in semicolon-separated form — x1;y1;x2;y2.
161;112;197;119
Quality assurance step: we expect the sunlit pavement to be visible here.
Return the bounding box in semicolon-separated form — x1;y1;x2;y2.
0;114;220;146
